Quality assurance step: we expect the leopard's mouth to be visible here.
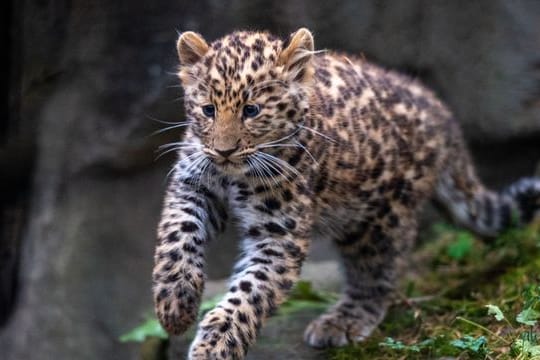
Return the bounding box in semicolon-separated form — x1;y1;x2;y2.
210;157;249;175
211;156;244;166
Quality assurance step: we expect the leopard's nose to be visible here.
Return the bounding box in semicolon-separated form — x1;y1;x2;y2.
215;145;239;158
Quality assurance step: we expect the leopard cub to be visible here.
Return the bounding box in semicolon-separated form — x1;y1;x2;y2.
152;28;540;359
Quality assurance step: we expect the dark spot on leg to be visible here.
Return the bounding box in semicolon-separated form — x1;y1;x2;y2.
182;243;197;253
263;197;281;210
237;312;249;323
181;221;199;232
219;321;231;333
282;189;293;202
284;218;296;230
262;248;284;258
228;298;241;306
168;249;181;262
254;271;268;281
248;226;261;237
239;281;252;293
264;222;287;235
166;231;179;243
156;288;169;301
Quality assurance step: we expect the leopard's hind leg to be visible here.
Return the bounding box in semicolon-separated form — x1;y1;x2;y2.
304;214;417;348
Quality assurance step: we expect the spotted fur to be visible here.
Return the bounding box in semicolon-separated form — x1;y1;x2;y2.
152;28;540;359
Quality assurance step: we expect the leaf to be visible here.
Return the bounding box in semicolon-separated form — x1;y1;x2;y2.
379;337;414;352
119;318;168;343
287;280;336;303
378;337;433;353
450;335;487;354
485;304;506;321
522;285;540;308
279;281;336;315
278;300;330;315
516;307;540;326
447;232;474;260
513;339;540;357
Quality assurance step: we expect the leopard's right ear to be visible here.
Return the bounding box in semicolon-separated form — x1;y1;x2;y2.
177;31;209;67
278;28;315;82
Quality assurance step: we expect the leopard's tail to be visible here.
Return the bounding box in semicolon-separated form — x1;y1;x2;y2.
435;145;540;237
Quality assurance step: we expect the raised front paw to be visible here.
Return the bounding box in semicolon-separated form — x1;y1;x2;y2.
303;311;380;348
188;308;249;360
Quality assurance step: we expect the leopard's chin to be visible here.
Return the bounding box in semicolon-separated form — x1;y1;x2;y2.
214;160;249;176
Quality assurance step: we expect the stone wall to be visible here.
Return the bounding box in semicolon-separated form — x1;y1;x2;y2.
1;1;539;359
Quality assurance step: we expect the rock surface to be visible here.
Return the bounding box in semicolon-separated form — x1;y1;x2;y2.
1;1;540;359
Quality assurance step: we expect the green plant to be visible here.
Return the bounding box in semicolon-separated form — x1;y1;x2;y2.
446;231;474;261
450;335;488;357
456;285;540;359
119;317;168;343
379;337;434;353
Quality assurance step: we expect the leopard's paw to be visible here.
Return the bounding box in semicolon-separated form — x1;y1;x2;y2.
154;285;201;335
303;312;378;348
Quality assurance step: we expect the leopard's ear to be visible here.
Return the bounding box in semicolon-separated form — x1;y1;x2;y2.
177;31;209;67
278;28;315;82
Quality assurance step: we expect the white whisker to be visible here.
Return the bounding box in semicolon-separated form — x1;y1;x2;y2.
258;151;302;178
255;152;298;187
186;151;206;168
163;162;178;185
158;141;201;150
185;73;211;90
247;157;270;191
294;140;319;166
155;147;182;160
155;144;202;160
249;79;287;92
182;153;207;178
152;122;192;136
256;139;319;168
297;124;337;143
252;154;282;188
196;158;211;191
146;114;186;125
258;155;296;188
256;143;300;150
260;127;303;147
161;149;203;165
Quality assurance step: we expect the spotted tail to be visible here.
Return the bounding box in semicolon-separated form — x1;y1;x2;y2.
435;149;540;237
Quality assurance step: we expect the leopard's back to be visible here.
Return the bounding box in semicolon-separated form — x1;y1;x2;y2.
303;53;456;218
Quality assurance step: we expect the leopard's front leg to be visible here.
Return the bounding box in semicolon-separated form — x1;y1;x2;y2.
152;169;227;335
189;185;313;360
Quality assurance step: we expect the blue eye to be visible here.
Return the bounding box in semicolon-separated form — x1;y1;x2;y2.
202;104;215;117
243;104;260;118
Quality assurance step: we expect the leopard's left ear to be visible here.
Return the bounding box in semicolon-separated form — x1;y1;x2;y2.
278;28;315;82
177;31;209;67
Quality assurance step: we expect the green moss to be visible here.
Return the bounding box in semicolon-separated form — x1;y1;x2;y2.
328;221;540;359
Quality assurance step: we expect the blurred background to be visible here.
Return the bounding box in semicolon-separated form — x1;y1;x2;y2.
1;1;540;359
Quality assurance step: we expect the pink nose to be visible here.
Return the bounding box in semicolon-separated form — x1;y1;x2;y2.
215;145;238;158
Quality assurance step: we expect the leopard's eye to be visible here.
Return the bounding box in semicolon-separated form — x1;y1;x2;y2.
202;104;215;117
242;104;260;118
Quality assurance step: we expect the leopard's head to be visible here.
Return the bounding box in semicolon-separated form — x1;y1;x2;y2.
176;28;315;175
